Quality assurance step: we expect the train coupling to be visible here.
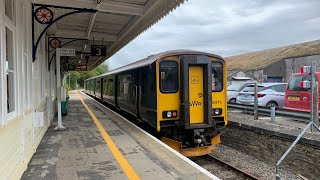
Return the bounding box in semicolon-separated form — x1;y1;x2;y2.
193;129;207;146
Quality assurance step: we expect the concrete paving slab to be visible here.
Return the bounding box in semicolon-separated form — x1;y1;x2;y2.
21;91;216;180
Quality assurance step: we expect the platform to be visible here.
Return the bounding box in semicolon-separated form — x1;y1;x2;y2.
21;91;217;180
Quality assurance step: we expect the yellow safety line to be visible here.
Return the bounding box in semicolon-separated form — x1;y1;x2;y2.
76;91;140;180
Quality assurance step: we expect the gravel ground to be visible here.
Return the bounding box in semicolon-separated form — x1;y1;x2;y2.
209;144;303;180
191;155;255;179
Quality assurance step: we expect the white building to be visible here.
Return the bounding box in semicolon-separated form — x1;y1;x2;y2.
1;1;52;179
0;0;184;179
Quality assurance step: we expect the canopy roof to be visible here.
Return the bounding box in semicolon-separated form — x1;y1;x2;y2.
33;0;186;71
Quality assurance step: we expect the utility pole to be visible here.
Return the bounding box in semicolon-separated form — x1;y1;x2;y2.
310;62;315;132
312;61;319;129
254;82;258;120
314;81;319;128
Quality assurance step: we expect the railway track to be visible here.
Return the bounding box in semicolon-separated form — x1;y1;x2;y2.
227;103;315;122
191;154;262;180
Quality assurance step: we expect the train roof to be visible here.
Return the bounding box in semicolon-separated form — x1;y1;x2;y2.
86;49;223;81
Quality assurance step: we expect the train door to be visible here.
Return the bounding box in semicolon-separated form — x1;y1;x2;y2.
180;55;212;128
188;66;204;123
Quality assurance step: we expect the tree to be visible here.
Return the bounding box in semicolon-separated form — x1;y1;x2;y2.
67;63;109;90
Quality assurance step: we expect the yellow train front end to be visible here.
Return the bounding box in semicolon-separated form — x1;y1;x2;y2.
156;52;227;157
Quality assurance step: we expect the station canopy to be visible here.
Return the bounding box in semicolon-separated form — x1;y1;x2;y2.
32;0;185;71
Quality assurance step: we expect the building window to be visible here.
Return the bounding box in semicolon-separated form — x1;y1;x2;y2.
5;27;15;113
159;61;178;93
212;62;223;92
5;0;15;22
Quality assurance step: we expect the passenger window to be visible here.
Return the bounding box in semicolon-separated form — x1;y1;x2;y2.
5;0;15;22
6;27;15;113
160;61;178;93
122;75;131;95
212;62;223;92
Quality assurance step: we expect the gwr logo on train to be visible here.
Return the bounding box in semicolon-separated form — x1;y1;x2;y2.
189;100;202;106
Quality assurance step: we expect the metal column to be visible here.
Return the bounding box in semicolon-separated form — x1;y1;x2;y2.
310;62;315;132
54;48;66;130
314;81;319;127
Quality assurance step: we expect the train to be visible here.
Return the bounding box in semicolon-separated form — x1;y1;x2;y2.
85;50;227;156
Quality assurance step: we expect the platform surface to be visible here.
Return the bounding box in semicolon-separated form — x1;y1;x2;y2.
21;91;216;180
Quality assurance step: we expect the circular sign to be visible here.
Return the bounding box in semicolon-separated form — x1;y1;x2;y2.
35;7;54;24
49;38;61;48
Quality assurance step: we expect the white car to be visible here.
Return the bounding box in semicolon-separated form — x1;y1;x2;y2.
236;83;287;108
227;82;255;103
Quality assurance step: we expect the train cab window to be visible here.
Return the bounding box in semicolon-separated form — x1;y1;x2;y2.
212;62;223;92
160;61;178;93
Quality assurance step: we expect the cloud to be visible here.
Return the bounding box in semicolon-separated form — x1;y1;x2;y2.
107;0;320;69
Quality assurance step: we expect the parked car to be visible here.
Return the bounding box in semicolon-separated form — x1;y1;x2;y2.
236;83;287;108
284;72;320;112
227;82;255;103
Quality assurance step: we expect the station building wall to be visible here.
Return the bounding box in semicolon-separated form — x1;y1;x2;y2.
0;0;56;179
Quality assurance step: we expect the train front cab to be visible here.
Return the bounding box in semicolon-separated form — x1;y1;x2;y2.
157;54;227;157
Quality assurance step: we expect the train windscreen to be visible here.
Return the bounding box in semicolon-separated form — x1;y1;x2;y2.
160;61;178;93
212;62;223;92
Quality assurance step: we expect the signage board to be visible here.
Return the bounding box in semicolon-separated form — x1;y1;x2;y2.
91;45;106;56
60;48;76;56
75;65;87;71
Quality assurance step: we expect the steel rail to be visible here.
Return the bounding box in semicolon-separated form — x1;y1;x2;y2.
227;103;316;122
206;154;262;180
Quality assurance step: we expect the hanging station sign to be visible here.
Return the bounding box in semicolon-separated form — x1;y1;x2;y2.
67;64;87;71
60;48;76;56
91;45;106;56
75;65;87;71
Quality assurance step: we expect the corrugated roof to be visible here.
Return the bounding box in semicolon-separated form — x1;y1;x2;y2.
226;39;320;71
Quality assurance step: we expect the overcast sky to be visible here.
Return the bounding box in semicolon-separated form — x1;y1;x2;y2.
107;0;320;69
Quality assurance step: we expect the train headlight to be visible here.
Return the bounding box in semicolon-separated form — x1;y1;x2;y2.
162;110;178;118
212;108;222;116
